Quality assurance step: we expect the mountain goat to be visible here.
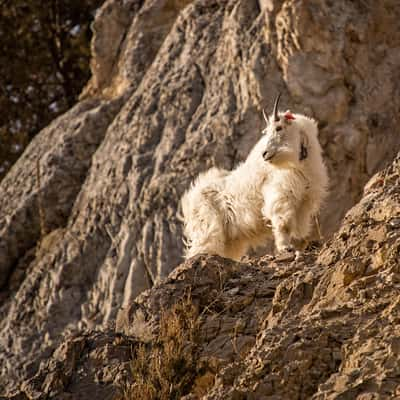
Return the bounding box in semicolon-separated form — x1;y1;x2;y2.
181;94;329;260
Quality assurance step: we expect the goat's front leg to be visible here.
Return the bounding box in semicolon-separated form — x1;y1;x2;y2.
270;213;295;253
262;196;296;254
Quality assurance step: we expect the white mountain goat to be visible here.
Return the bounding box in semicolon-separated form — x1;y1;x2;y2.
181;94;329;260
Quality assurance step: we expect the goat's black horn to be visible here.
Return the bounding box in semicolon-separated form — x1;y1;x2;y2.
273;92;281;122
262;108;268;124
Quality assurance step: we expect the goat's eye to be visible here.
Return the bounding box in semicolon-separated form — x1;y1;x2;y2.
276;126;282;132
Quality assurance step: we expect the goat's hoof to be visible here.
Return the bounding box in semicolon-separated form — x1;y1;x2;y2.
275;247;296;262
282;245;295;253
295;250;303;260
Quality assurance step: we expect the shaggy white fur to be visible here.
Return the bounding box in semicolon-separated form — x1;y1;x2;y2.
181;98;329;260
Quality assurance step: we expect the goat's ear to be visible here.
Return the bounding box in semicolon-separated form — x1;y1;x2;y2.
299;130;309;161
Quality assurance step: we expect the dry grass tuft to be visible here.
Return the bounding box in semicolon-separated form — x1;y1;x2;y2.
125;294;204;399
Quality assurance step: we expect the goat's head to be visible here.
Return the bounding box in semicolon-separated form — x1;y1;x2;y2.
261;93;309;166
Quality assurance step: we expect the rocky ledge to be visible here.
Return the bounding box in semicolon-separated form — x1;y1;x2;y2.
8;153;399;399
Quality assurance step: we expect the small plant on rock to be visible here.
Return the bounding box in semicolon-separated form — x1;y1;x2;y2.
126;295;204;400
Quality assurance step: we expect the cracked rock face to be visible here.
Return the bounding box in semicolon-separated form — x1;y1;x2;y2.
1;0;400;394
12;154;400;399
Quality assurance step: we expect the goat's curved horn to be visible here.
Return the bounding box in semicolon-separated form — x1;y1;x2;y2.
273;92;281;122
262;108;269;124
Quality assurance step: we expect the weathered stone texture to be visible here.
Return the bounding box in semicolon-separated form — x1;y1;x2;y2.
10;153;400;399
1;0;400;395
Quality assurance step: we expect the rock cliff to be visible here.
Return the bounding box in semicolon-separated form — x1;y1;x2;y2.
1;0;400;396
10;153;400;398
